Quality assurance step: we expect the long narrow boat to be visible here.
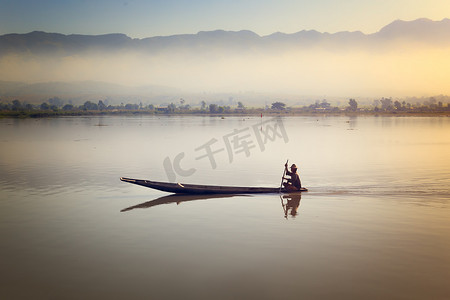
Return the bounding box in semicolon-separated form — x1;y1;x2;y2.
120;177;308;195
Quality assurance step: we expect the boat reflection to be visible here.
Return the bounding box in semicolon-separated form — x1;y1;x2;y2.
280;193;302;218
122;193;302;218
120;194;243;212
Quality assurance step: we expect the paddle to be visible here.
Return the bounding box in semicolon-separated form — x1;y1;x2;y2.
279;159;288;193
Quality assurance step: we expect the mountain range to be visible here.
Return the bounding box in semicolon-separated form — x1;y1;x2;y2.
0;18;449;102
1;18;449;56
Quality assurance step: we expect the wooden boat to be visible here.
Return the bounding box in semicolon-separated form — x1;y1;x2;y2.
120;177;308;195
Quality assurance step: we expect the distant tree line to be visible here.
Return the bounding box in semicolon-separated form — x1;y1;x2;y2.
370;97;449;112
1;97;449;117
0;98;252;116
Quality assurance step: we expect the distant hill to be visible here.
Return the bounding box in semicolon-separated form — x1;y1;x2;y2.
375;18;450;43
1;18;449;56
0;18;449;100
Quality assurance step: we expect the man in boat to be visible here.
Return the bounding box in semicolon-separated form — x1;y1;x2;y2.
283;163;302;191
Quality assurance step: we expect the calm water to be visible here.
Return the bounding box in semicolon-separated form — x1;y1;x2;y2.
1;115;449;299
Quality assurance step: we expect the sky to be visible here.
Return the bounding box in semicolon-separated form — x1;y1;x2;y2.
1;0;449;37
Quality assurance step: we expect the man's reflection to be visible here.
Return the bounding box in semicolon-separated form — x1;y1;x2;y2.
281;193;301;218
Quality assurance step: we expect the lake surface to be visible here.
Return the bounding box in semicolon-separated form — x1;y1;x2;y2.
1;115;449;299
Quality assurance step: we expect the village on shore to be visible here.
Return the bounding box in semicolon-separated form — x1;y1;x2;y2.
1;97;449;118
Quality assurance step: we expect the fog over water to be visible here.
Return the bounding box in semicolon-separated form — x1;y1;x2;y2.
2;43;449;97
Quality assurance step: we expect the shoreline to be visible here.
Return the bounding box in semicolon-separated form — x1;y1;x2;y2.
1;110;449;118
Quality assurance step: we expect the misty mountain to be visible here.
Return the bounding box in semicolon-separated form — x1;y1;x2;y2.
1;18;449;56
0;32;134;55
375;18;450;43
1;18;449;99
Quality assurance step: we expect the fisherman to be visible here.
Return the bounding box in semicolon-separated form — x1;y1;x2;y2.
283;163;302;191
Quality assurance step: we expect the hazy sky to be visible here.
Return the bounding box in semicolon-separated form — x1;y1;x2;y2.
1;0;449;37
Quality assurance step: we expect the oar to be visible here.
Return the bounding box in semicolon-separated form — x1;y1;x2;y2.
279;159;288;193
